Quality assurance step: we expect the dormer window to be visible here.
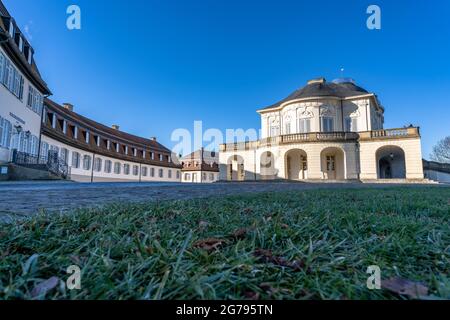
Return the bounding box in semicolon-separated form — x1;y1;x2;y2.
18;37;24;52
125;146;128;155
107;140;111;150
96;136;101;147
27;48;33;65
133;148;137;157
51;114;56;129
8;20;14;37
85;131;90;144
63;120;67;134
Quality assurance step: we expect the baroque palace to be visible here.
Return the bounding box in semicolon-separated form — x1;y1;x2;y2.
0;1;181;182
219;78;424;182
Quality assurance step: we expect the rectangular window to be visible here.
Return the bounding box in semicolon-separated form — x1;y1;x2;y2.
142;166;148;177
124;164;130;175
71;152;80;169
4;61;13;91
270;126;279;137
351;118;358;132
321;117;334;133
0;117;3;148
345;117;352;132
159;169;164;178
93;158;102;172
285;122;291;135
159;154;163;162
298;118;311;133
60;148;69;164
41;142;49;161
0;53;5;85
176;171;180;179
133;165;139;176
114;162;121;174
150;168;155;177
83;155;91;171
168;170;172;179
104;160;112;173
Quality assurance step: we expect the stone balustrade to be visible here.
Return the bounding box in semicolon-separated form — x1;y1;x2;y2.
220;127;420;152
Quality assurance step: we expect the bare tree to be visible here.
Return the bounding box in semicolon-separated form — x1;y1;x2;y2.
430;136;450;163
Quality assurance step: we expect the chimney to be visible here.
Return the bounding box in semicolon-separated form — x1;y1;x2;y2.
307;77;326;85
151;137;157;142
62;103;74;111
112;125;120;130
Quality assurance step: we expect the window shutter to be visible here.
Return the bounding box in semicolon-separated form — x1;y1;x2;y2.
19;76;24;100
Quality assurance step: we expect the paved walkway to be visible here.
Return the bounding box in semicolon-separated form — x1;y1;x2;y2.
0;181;445;222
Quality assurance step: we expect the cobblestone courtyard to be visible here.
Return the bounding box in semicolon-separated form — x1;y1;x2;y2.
0;181;446;222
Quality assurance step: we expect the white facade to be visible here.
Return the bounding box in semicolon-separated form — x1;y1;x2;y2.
41;135;181;183
0;45;45;163
220;78;424;182
181;171;219;183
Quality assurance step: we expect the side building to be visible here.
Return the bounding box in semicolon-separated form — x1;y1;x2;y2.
0;3;51;163
41;99;182;182
180;149;219;183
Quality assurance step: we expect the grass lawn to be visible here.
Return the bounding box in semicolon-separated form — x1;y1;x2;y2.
0;187;449;300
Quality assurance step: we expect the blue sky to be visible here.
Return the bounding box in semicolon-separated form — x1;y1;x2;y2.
5;0;450;157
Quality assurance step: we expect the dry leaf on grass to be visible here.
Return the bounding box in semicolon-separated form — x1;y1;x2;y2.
254;249;305;271
230;228;250;240
193;238;225;252
243;291;260;300
381;277;429;299
31;277;60;298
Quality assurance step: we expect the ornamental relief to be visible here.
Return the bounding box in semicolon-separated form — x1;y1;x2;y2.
296;107;314;119
320;105;336;117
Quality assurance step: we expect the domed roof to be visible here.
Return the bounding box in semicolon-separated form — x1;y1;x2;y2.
260;78;371;111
